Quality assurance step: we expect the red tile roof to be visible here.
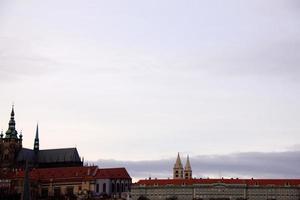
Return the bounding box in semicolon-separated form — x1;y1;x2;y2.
13;166;131;183
135;178;300;186
96;168;131;179
14;166;97;183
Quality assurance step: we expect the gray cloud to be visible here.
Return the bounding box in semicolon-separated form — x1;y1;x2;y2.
93;150;300;180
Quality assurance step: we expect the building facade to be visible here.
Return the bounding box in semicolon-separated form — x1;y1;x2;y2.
94;168;132;198
132;178;300;200
12;166;131;199
132;154;300;200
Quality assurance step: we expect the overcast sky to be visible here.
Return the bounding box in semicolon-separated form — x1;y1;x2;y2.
0;0;300;179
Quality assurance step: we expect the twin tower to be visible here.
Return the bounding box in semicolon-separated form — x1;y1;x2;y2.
173;153;192;179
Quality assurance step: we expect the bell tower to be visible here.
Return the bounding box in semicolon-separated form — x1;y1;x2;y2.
0;106;23;171
173;153;183;179
184;155;192;179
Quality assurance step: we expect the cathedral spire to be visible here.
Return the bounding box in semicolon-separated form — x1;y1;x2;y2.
9;105;15;129
5;105;18;139
34;124;39;152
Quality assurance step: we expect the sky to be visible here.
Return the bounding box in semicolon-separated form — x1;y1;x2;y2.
0;0;300;179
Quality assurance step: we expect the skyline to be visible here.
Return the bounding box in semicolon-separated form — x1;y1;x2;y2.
1;0;300;179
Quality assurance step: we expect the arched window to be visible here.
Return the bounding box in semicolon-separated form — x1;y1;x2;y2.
96;184;99;193
112;183;115;193
116;183;120;193
103;183;106;193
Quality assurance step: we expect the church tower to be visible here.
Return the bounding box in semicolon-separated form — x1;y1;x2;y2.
184;155;192;179
0;106;23;171
173;153;183;179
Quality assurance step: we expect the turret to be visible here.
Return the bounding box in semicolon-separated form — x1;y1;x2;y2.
173;153;183;179
184;155;192;179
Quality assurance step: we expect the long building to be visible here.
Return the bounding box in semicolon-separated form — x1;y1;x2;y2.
12;166;131;199
131;153;300;200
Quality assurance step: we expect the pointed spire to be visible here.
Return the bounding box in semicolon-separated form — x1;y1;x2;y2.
174;152;183;168
35;124;39;140
173;152;184;179
9;105;15;128
184;155;192;179
185;155;191;170
34;124;39;152
5;105;18;138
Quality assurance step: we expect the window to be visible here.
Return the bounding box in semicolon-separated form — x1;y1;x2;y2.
96;184;99;193
103;183;106;193
41;188;48;198
112;183;115;193
66;187;74;195
54;187;61;197
117;183;120;193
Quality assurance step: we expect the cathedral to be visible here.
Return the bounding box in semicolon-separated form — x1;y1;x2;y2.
0;106;132;200
0;106;83;172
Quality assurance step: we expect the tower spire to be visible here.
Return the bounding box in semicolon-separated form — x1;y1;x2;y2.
5;105;18;138
175;152;183;168
173;152;183;179
34;124;39;152
184;155;192;179
185;155;191;170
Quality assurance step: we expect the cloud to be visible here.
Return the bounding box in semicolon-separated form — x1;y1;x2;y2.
93;150;300;180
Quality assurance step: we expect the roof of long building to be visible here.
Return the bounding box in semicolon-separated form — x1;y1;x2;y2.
135;178;300;186
96;168;131;179
12;166;131;183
